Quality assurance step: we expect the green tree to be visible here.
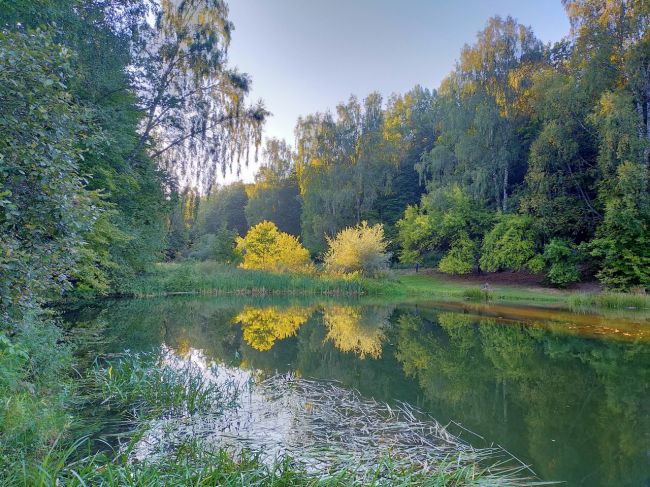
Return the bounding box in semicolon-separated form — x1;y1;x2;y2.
187;225;240;263
542;239;581;287
127;0;267;190
0;28;98;314
295;93;398;253
590;162;650;290
194;183;249;238
245;138;301;236
480;215;543;273
397;186;492;273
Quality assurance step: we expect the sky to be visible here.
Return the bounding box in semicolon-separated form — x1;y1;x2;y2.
221;0;571;183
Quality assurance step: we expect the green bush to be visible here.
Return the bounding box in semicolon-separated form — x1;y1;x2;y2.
480;214;542;273
438;233;477;275
543;239;581;287
188;225;241;264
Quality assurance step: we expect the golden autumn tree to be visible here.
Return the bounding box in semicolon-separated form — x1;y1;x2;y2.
236;221;314;273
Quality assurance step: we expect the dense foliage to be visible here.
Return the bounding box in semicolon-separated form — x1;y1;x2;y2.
324;222;391;276
180;2;649;291
0;0;264;476
236;221;314;274
1;0;649;481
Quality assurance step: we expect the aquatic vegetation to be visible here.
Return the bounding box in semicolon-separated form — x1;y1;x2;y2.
4;348;545;486
568;292;650;310
90;348;241;421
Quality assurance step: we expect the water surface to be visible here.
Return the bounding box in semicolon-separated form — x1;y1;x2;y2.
67;296;650;486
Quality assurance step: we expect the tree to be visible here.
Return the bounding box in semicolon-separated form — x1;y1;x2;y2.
480;215;543;273
324;222;391;276
590;162;650;290
396;186;492;273
418;17;544;213
245;138;301;235
128;0;268;190
187;225;240;263
0;29;97;315
438;233;479;275
295;93;398;253
193;182;249;237
236;221;313;274
543;239;581;287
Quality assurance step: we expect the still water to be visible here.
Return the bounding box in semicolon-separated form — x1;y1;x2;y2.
67;296;650;486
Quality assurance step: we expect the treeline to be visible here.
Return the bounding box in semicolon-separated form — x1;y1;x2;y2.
178;4;649;290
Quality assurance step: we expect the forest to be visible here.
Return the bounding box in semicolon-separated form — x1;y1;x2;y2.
169;4;650;291
0;0;648;485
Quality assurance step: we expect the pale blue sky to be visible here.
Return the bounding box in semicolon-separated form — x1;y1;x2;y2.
223;0;570;182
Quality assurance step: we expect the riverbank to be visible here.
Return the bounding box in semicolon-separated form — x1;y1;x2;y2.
122;261;650;311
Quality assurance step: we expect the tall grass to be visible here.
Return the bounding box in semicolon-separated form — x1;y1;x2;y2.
3;349;546;486
90;349;241;420
19;440;532;487
122;261;366;297
569;292;650;310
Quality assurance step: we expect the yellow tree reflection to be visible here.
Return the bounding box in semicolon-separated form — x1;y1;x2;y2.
234;306;313;351
322;305;393;359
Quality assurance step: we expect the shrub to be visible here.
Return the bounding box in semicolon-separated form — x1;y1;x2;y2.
236;221;313;273
324;222;391;276
188;226;241;264
438;233;477;275
480;214;542;272
543;239;581;287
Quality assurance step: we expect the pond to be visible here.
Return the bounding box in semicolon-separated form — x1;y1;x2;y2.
66;296;650;486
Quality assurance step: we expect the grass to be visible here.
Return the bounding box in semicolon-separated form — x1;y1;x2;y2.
364;274;565;305
122;261;365;297
121;261;650;311
89;349;241;420
568;292;650;310
21;439;531;487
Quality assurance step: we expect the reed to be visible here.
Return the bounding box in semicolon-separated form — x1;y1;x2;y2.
568;292;650;310
3;350;550;486
122;261;366;298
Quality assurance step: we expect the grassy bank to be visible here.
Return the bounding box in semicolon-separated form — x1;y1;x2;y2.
125;261;650;311
122;261;365;297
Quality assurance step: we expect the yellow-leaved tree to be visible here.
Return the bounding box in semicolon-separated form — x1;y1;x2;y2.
324;222;390;276
236;221;314;273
